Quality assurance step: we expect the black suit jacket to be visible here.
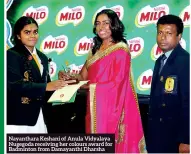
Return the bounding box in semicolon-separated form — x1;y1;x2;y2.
147;44;190;153
7;44;52;126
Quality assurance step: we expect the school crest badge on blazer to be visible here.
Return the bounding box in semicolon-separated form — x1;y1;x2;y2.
23;71;29;81
164;76;177;94
21;97;30;104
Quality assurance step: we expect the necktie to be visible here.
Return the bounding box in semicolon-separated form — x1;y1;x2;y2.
159;54;167;75
32;54;41;70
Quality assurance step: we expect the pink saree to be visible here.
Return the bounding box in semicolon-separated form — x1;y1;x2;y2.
86;42;147;153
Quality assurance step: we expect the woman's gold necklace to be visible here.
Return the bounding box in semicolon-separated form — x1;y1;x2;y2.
100;42;113;51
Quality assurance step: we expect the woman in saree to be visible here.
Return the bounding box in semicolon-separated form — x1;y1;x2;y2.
59;9;146;153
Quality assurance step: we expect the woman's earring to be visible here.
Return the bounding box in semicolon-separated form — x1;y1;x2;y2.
17;35;21;39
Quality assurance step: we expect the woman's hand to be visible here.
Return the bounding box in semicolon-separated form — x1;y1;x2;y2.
58;70;71;80
58;70;80;84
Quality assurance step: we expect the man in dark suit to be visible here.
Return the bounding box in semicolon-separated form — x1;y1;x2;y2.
146;14;190;153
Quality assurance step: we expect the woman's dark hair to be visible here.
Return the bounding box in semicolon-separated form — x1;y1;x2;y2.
13;16;38;45
157;14;183;36
92;9;127;55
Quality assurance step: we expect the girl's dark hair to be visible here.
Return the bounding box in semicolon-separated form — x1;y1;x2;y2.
13;16;38;45
92;9;127;55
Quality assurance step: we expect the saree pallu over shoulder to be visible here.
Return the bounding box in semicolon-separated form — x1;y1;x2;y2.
86;42;130;69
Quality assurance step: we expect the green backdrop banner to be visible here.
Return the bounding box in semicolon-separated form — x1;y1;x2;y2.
6;0;190;94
